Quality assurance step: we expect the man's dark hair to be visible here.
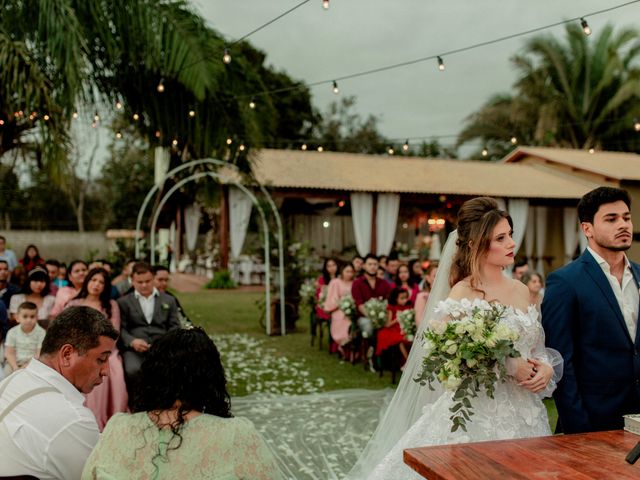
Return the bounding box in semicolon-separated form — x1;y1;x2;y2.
0;235;5;242
364;253;378;263
45;259;60;268
514;258;528;270
387;253;399;262
578;187;631;224
351;254;363;262
18;301;37;313
132;262;153;276
377;255;388;263
41;306;118;356
152;265;170;275
0;259;8;267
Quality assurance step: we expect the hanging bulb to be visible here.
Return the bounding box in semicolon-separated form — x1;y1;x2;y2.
634;118;640;132
155;130;161;138
239;143;246;151
437;56;445;71
91;122;97;128
322;0;329;10
116;131;122;139
157;78;165;93
481;148;488;157
510;136;517;145
402;140;409;151
116;101;123;110
580;18;591;36
0;120;4;126
94;112;100;122
388;147;394;155
301;143;307;151
317;146;324;152
222;48;232;64
72;112;79;119
249;99;256;109
588;147;595;154
133;113;140;121
226;137;233;145
43;114;50;121
332;80;339;94
188;110;196;117
172;138;178;147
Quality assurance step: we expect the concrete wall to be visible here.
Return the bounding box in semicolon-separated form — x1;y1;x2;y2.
0;230;111;263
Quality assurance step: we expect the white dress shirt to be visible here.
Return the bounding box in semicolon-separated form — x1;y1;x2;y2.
0;359;100;480
588;247;639;339
135;288;159;324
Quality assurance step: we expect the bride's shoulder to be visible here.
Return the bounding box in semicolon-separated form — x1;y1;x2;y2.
448;279;475;301
509;278;531;306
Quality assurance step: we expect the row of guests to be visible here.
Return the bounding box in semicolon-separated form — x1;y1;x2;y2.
315;254;439;367
0;308;280;479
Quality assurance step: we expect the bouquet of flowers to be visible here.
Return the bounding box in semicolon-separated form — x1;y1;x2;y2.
363;297;388;329
339;294;356;318
299;279;317;306
397;309;416;341
414;299;520;433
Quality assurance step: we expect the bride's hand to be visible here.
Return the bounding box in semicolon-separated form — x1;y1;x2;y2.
518;359;553;393
506;357;536;383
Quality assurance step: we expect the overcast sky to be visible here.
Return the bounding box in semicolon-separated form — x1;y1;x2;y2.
191;0;639;155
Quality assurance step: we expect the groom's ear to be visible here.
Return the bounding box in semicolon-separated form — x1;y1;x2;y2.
581;222;593;238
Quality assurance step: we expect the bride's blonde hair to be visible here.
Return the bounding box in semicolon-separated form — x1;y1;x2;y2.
450;197;513;290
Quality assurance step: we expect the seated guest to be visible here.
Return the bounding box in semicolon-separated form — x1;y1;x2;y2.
376;288;412;361
3;301;46;376
117;262;180;384
393;264;419;304
82;327;281;480
19;244;45;273
408;259;423;285
351;255;364;277
9;266;56;328
414;262;438;326
323;263;355;352
383;254;399;283
352;254;392;339
88;259;120;300
50;260;88;318
45;259;61;296
53;263;69;289
10;264;27;290
65;268;128;430
0;235;18;271
153;265;191;325
315;258;338;325
0;306;118;479
0;259;20;309
520;271;544;312
113;259;136;296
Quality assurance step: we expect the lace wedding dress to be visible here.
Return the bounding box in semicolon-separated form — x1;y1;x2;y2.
367;298;558;480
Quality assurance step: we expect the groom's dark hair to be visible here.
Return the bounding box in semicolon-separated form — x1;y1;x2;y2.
578;187;631;224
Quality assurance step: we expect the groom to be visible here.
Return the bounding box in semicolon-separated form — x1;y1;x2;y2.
543;187;640;433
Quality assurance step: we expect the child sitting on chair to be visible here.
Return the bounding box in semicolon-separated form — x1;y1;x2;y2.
3;301;46;376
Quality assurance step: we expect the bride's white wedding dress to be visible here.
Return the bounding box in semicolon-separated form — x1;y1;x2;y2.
367;298;557;480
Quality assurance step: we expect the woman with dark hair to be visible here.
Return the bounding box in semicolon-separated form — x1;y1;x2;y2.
315;258;338;322
520;271;544;312
358;197;563;480
8;266;55;326
19;244;45;273
408;259;423;285
82;327;281;479
50;259;88;317
392;264;419;304
65;267;128;430
414;262;439;327
323;262;355;351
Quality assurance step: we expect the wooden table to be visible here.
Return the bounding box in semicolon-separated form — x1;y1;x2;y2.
404;430;640;479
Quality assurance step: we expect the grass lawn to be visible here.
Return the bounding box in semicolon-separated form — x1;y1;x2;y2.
176;288;557;430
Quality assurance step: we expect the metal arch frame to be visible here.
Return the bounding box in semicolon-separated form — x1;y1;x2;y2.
149;171;275;335
135;158;286;336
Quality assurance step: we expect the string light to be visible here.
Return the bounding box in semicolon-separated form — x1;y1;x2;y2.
481;148;488;157
155;130;161;138
301;143;307;150
72;112;78;119
249;99;256;109
332;80;339;94
226;137;233;145
0;120;4;126
91;122;97;128
116;131;122;139
94;112;100;122
387;147;395;155
43;114;50;121
188;109;196;117
133;113;140;121
239;143;246;151
402;140;409;151
510;136;518;144
580;17;591;36
222;48;232;64
116;101;123;110
322;0;329;9
172;138;178;147
588;147;595;154
437;56;445;71
157;78;165;93
317;146;324;152
634;118;640;131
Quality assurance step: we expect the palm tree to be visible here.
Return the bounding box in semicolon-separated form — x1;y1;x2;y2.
458;23;640;157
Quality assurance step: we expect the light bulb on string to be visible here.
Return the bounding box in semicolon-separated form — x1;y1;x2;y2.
588;147;595;154
634;118;640;132
172;138;178;147
437;56;445;71
188;109;196;118
155;130;161;138
332;80;339;94
322;0;329;10
43;114;50;121
222;48;232;64
481;148;488;157
226;137;233;145
580;18;591;36
301;143;307;151
249;99;256;109
239;143;246;151
510;136;517;145
0;120;4;126
72;112;78;119
133;113;140;121
116;101;123;110
387;147;394;155
91;122;97;129
94;112;100;122
116;131;122;139
402;140;409;152
317;146;324;152
157;78;165;93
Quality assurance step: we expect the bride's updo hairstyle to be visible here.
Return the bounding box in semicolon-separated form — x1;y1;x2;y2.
450;197;513;290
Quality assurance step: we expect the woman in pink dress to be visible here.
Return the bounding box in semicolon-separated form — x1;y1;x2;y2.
414;262;439;327
50;260;88;318
323;263;355;350
65;267;128;430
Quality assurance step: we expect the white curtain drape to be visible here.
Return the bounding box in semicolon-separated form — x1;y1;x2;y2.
184;203;201;252
535;206;547;275
524;206;535;268
154;147;170;187
351;193;373;256
578;225;588;253
376;194;400;256
169;221;176;272
495;198;507;211
229;187;253;259
507;199;529;257
563;207;579;264
429;233;442;260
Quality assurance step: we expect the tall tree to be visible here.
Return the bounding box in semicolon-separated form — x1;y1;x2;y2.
458;23;640;157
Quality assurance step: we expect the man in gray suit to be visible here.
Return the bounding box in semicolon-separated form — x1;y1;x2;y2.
117;262;180;381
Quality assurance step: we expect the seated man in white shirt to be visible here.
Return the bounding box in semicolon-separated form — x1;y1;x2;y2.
117;262;180;384
0;306;118;480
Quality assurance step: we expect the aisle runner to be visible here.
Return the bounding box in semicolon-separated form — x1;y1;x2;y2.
234;390;393;480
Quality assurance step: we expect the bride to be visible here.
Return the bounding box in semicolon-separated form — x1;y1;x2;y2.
348;197;563;479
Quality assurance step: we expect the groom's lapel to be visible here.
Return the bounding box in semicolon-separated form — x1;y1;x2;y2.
581;250;632;345
630;262;640;346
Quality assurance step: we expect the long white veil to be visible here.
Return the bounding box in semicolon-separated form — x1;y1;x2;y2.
346;230;458;479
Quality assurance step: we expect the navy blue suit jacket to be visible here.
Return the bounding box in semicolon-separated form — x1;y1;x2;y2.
542;249;640;433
